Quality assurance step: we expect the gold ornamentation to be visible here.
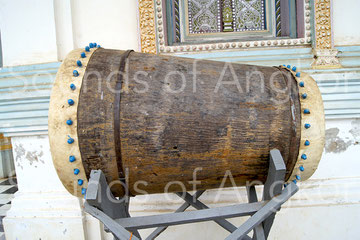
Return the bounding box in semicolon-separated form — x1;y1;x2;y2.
314;0;332;49
139;0;311;54
312;0;341;68
138;0;157;54
137;0;338;65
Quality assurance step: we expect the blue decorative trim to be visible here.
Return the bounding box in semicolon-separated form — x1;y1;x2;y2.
67;136;74;144
78;179;83;186
68;99;74;105
73;70;79;77
69;156;76;163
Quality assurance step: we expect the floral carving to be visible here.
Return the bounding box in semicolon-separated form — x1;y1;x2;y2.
139;0;157;54
314;0;332;49
312;0;341;68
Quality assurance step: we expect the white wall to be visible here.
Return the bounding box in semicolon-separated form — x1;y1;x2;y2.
333;0;360;46
0;0;140;66
0;0;58;66
70;0;140;52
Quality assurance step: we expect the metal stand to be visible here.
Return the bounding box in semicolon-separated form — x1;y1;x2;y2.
84;149;299;240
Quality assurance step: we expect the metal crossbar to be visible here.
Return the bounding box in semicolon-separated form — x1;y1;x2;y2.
84;149;298;240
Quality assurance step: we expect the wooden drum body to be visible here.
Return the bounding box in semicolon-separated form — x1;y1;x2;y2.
49;47;325;197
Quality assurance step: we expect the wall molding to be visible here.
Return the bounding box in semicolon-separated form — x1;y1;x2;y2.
0;46;359;137
0;62;60;137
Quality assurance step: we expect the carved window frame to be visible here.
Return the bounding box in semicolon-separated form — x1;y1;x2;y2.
176;0;275;44
139;0;335;67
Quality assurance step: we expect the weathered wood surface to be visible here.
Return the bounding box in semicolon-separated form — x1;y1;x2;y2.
120;52;301;195
77;49;126;196
77;49;301;196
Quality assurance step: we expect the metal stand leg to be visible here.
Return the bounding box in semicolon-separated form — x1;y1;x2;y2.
84;149;298;240
84;170;141;240
145;190;205;240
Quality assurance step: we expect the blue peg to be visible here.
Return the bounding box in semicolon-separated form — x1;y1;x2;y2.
292;66;297;71
66;119;73;125
74;169;80;175
305;123;311;129
301;154;307;160
85;46;90;52
78;179;84;186
287;65;291;68
89;43;94;48
304;109;310;114
299;81;305;87
296;72;301;77
73;70;79;77
69;156;76;162
76;60;82;67
299;166;305;172
304;140;310;146
81;188;87;195
296;175;301;180
293;179;297;184
81;52;86;58
302;93;307;99
70;83;76;90
67;136;74;144
68;99;74;105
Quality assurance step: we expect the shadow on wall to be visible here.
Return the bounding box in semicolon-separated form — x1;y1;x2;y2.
325;119;360;153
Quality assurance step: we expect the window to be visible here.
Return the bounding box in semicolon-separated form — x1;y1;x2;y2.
165;0;305;46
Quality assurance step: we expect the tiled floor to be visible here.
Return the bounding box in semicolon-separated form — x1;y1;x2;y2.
0;178;17;240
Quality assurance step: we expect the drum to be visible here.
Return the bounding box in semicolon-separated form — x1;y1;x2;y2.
48;46;325;197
